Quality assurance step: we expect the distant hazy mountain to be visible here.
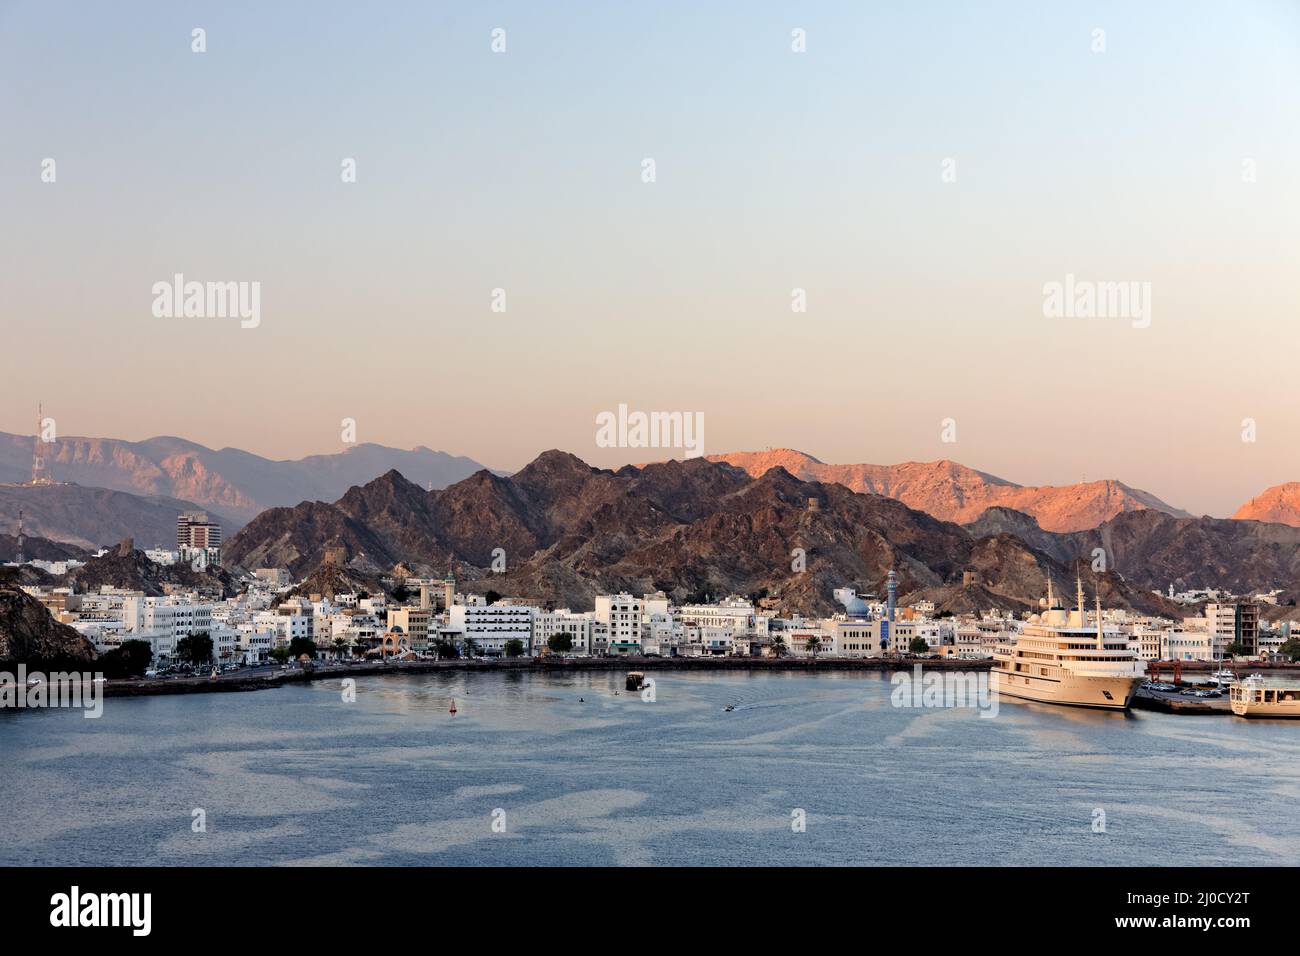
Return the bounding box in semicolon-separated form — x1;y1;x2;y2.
1233;483;1300;527
0;484;232;551
0;432;490;523
709;449;1191;532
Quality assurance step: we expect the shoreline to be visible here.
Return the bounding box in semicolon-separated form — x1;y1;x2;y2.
19;655;1295;700
98;655;989;697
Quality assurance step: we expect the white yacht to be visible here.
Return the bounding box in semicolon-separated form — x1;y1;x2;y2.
1209;668;1236;687
992;578;1146;711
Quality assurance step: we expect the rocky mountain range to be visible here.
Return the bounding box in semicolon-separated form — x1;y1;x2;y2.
0;432;489;523
709;449;1191;532
226;451;1218;616
966;507;1300;598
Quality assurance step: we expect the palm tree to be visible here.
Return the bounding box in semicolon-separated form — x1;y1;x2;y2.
805;636;821;660
332;638;347;661
461;637;478;659
770;635;787;658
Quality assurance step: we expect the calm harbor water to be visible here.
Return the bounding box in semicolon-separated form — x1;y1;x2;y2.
3;669;1299;866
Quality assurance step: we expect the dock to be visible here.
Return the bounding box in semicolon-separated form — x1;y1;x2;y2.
1132;685;1232;715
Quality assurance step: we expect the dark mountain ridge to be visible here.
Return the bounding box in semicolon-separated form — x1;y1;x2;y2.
225;451;1229;615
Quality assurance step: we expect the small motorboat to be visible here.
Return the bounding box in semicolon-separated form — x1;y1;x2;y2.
723;704;735;712
449;699;458;715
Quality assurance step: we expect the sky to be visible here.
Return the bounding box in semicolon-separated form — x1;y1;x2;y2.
1;0;1298;517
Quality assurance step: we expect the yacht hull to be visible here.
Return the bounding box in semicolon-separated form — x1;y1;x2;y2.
991;669;1141;711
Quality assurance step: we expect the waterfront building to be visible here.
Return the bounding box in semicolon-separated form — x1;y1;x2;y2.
448;603;534;656
594;593;643;650
532;609;593;655
387;606;432;655
1161;622;1214;661
833;620;881;657
680;595;758;636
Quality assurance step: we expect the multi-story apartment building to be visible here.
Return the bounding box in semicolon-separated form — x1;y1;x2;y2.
594;593;642;651
176;513;222;566
448;603;534;656
122;596;214;662
532;609;593;655
1204;602;1259;658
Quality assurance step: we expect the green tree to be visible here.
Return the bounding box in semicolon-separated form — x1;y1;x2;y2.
547;632;574;653
332;637;347;659
909;636;930;655
391;584;411;603
175;632;214;666
805;636;821;659
484;590;502;605
288;636;317;659
101;639;153;678
461;637;478;659
1279;637;1300;662
1226;642;1247;659
504;638;525;658
769;635;787;658
269;646;291;665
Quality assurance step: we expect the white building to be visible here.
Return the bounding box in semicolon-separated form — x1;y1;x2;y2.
532;609;593;655
680;596;759;636
122;596;214;662
594;593;642;653
448;603;534;656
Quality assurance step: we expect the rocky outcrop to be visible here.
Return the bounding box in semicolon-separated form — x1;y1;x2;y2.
59;549;238;598
0;587;96;666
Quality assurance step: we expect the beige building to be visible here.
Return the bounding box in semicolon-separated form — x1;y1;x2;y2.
387;607;431;654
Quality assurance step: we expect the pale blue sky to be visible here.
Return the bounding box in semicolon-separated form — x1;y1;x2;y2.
1;1;1297;516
